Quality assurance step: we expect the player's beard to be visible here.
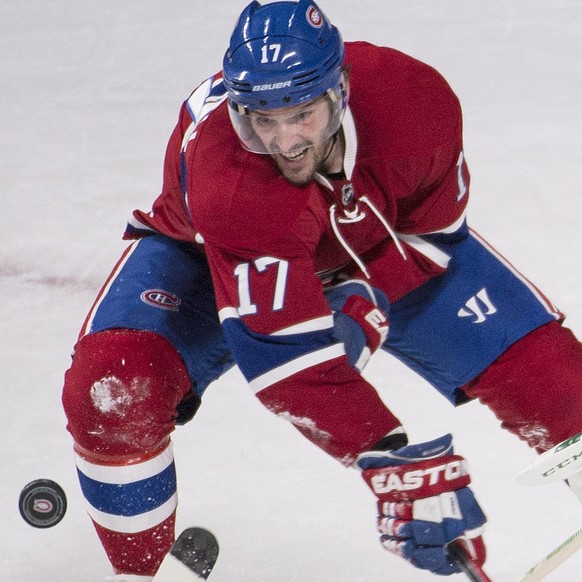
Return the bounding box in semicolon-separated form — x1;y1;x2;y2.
271;136;335;187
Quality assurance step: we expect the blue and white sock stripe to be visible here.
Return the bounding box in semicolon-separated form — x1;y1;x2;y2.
75;444;177;533
77;460;176;516
84;492;178;534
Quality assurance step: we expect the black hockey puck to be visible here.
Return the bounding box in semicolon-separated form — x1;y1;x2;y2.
19;479;67;528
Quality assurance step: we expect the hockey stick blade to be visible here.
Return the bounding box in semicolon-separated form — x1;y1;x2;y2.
519;528;582;582
153;527;219;581
447;540;493;582
516;431;582;486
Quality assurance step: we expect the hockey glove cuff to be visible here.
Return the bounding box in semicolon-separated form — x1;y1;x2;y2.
325;280;389;371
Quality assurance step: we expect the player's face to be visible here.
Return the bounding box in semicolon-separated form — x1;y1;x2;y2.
249;96;335;185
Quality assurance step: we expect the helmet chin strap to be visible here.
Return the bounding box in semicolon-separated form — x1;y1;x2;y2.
318;130;341;175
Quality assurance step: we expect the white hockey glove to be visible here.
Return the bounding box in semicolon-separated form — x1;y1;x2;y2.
356;434;487;576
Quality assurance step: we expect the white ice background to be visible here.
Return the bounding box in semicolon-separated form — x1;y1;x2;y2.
1;1;581;580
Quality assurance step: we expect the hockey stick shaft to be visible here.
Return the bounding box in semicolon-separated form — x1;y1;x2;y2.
519;528;582;582
516;431;582;486
447;540;493;582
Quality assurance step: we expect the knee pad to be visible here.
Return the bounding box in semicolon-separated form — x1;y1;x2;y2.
62;329;193;458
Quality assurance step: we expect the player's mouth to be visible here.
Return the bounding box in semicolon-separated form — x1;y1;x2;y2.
280;147;308;161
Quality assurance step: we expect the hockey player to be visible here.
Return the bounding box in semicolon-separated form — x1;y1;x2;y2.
62;0;582;580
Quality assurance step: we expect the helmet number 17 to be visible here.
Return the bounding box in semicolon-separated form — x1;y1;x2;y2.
261;43;282;64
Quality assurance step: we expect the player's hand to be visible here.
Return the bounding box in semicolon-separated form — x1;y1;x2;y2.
356;434;487;576
325;280;389;370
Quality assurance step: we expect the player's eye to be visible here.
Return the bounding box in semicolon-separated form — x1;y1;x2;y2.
290;110;312;124
254;116;276;129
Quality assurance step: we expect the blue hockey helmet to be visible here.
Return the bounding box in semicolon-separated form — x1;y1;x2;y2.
223;0;345;110
223;0;347;153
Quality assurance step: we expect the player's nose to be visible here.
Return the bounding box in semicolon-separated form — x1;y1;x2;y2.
271;123;302;154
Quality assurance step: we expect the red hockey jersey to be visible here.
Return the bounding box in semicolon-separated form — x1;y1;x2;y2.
127;42;469;464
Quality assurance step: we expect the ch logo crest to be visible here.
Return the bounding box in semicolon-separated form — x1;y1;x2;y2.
458;288;497;323
140;289;181;312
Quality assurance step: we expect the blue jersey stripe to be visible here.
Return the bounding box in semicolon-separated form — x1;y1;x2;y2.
221;316;338;382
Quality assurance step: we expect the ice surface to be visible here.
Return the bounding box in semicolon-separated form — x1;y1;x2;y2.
1;1;581;580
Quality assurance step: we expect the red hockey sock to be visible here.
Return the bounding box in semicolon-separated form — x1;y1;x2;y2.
76;443;177;576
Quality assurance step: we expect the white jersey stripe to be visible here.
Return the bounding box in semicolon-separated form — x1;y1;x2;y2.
270;315;334;336
218;308;334;336
428;210;467;235
126;214;157;234
218;306;240;323
398;233;451;268
249;343;346;395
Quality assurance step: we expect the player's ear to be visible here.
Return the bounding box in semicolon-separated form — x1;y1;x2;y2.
341;66;351;101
